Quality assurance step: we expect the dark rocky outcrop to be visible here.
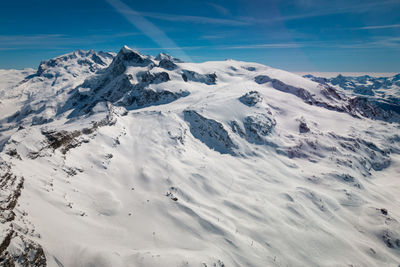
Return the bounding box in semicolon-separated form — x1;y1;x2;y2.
158;59;178;70
0;162;46;266
239;91;263;107
184;110;236;155
299;121;310;133
108;46;154;77
182;70;217;85
242;113;276;145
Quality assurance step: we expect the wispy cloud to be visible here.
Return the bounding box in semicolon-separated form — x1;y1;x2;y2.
0;32;140;49
0;47;20;51
353;24;400;30
137;38;400;51
240;0;399;24
139;11;249;26
207;3;230;16
224;39;400;50
109;0;399;28
332;36;400;49
137;45;210;51
0;32;141;50
200;35;226;40
2;34;398;54
0;34;66;46
105;0;191;61
133;43;303;51
221;43;303;49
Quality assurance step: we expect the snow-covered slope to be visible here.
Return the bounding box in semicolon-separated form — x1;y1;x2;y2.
1;46;400;266
0;68;35;92
0;68;35;118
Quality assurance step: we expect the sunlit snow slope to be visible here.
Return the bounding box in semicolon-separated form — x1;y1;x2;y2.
1;46;400;267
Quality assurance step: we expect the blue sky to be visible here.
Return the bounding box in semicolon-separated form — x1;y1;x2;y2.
1;0;399;71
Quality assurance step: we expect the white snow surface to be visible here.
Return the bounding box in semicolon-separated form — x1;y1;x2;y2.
1;46;400;266
0;68;35;119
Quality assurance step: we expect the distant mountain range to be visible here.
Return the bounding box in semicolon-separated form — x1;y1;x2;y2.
303;73;400;114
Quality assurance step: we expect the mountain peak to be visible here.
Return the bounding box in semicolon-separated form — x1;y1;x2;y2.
36;49;114;77
155;52;183;63
117;45;143;59
108;46;154;76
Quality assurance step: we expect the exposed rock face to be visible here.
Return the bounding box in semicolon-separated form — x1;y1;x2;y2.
242;114;276;145
0;234;46;266
299;121;310;133
121;88;189;109
182;70;217;85
303;74;328;85
231;102;277;147
0;163;23;223
41;129;83;154
348;96;400;121
239;91;263;106
255;75;318;105
109;46;155;77
229;121;246;138
184;110;237;155
137;71;170;84
159;58;178;70
33;103;126;156
0;162;46;266
155;52;183;63
382;229;400;249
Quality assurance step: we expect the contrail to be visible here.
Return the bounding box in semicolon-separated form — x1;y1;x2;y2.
105;0;191;61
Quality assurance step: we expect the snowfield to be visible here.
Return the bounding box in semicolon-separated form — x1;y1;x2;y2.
0;46;400;266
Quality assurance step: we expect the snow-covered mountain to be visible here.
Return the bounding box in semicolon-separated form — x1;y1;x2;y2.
304;73;400;115
0;46;400;266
